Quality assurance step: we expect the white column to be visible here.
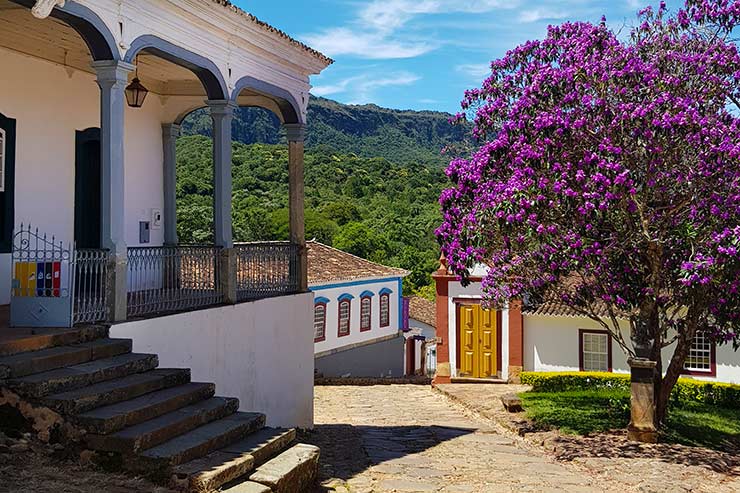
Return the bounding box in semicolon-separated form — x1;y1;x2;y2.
92;60;134;322
285;123;307;292
162;123;180;246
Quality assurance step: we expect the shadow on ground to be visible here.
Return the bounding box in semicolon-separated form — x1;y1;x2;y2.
550;430;740;475
299;424;475;482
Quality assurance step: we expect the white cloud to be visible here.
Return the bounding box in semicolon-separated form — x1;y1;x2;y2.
519;8;569;23
302;0;520;60
303;28;435;60
312;71;421;103
455;63;491;79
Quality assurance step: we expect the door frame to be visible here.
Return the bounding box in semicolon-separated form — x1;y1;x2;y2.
74;127;102;249
0;112;16;254
454;298;503;378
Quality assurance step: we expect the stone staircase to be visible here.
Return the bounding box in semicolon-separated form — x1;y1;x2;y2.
0;325;319;493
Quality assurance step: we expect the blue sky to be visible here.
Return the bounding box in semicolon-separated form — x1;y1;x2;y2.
233;1;682;114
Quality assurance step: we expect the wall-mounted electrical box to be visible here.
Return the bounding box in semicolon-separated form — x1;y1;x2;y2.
151;208;162;230
139;221;150;244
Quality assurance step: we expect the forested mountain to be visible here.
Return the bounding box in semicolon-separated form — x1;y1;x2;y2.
178;97;467;296
180;96;467;166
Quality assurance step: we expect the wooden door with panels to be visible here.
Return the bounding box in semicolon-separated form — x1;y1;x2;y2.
458;303;497;378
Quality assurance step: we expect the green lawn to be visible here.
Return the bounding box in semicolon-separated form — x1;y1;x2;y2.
520;390;740;450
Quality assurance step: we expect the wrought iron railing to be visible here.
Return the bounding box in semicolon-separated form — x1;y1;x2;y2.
73;249;110;324
235;242;300;302
127;245;223;318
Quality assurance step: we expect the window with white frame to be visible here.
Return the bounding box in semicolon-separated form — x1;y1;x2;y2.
684;331;713;373
581;331;610;372
0;128;5;192
360;296;372;331
313;303;326;342
380;294;390;327
338;299;351;336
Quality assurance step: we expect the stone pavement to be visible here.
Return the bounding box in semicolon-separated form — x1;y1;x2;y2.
303;384;740;493
303;385;611;493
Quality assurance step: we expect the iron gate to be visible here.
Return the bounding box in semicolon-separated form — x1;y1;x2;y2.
10;224;74;327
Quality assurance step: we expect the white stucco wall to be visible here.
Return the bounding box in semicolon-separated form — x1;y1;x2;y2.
523;314;740;384
0;47;173;304
110;293;315;428
311;278;403;355
408;318;436;341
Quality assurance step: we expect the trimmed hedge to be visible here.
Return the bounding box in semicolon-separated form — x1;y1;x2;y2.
520;371;740;409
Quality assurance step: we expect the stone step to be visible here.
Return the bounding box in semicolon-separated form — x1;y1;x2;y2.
86;396;239;454
248;443;320;493
221;482;271;493
0;325;108;357
44;368;191;415
0;339;132;379
138;412;266;469
7;352;159;398
172;428;296;492
76;382;216;434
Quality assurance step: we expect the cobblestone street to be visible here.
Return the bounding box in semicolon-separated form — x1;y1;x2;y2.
304;385;740;493
304;385;607;493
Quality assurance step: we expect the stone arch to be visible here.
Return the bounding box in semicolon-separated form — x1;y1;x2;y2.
10;0;119;60
231;76;304;125
124;35;228;100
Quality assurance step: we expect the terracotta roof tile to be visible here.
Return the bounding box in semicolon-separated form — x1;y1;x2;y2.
207;1;333;66
408;296;436;328
307;241;409;285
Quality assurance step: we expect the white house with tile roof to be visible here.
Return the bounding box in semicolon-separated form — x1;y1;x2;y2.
307;241;410;378
431;259;740;385
1;0;332;429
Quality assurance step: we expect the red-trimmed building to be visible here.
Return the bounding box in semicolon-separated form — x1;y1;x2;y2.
432;256;739;385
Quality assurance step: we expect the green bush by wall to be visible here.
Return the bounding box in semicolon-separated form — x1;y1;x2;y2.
520;371;740;409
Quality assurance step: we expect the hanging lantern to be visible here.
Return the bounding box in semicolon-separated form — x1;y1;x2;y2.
125;55;148;108
125;77;149;108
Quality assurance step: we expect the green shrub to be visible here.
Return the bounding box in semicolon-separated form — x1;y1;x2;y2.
520;371;740;409
520;371;630;393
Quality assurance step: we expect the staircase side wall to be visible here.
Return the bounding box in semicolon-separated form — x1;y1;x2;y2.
110;292;315;428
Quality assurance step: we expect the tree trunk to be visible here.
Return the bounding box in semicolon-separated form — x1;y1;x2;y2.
650;341;663;428
656;334;692;424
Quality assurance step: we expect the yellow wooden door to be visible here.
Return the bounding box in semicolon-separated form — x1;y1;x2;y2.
458;304;497;378
479;307;497;377
460;305;478;377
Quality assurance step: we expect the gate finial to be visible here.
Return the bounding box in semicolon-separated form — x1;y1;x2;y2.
31;0;65;19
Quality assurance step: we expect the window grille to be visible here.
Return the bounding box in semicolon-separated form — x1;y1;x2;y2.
360;297;371;331
684;331;712;372
338;300;351;336
380;293;390;327
314;304;326;341
582;332;609;372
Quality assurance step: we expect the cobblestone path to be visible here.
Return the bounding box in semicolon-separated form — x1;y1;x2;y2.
303;385;611;493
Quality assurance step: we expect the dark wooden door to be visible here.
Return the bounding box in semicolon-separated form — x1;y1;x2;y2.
74;128;101;249
0;112;16;254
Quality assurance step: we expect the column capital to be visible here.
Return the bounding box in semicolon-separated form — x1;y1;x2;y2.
162;123;181;139
91;60;135;84
206;99;238;117
284;123;307;143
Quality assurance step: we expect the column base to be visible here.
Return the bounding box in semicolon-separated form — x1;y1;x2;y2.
218;248;237;304
627;357;658;443
508;365;523;384
106;254;128;323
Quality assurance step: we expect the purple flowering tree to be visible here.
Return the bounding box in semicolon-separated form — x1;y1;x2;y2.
437;0;740;431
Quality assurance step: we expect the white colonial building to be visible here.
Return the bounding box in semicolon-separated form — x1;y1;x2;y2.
431;258;740;385
1;0;333;427
307;241;410;378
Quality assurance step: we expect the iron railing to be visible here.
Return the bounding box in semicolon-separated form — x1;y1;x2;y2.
235;242;300;302
73;249;110;324
127;245;223;318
